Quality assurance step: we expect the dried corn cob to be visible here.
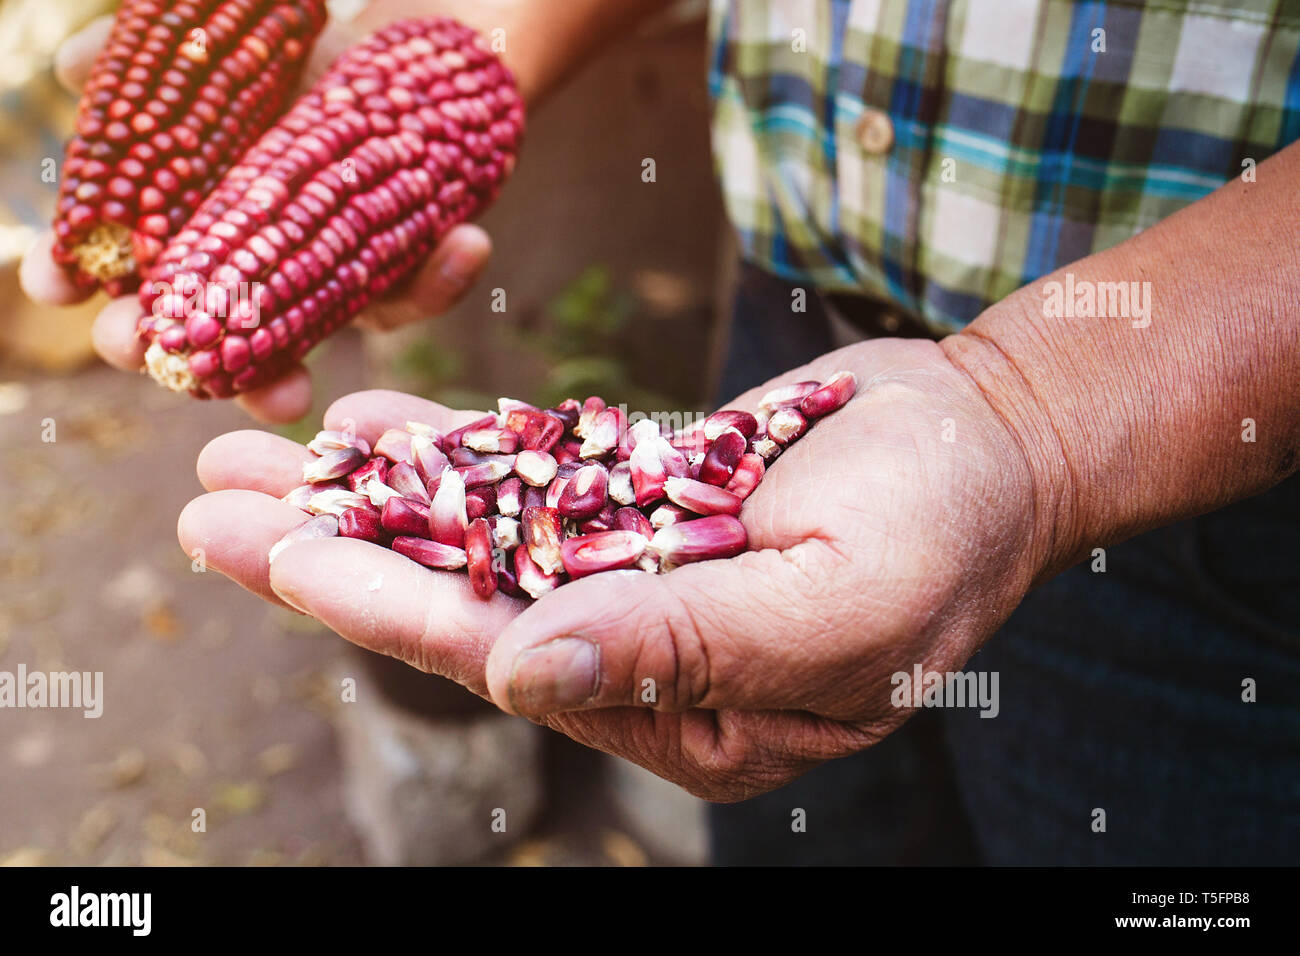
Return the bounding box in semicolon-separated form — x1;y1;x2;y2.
52;0;328;295
137;16;524;397
271;374;859;599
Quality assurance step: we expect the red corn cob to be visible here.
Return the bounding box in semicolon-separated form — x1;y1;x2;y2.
52;0;328;295
137;16;524;397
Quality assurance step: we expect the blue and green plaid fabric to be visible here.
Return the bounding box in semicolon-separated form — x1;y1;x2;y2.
708;0;1300;332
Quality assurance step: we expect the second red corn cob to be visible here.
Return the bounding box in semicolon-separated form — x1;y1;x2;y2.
136;16;524;397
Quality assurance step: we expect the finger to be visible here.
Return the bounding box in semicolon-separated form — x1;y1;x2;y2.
484;539;864;719
353;225;491;331
18;231;94;306
323;389;487;443
177;489;310;610
196;429;314;495
541;706;878;802
53;15;114;94
90;296;147;370
234;364;313;423
267;537;525;692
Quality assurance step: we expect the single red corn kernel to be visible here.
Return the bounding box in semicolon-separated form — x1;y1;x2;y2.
308;487;374;516
282;484;322;510
699;427;747;486
629;438;666;507
557;463;609;520
664;476;744;517
574;396;605;438
498;397;539;417
546;399;581;431
579;408;620;459
758;381;821;416
496;476;523;516
381;496;432;538
441;414;498;454
392;536;467;570
625;418;661;454
522;483;546;511
489;515;522;550
608;460;635;506
348;458;390;492
465;517;496;598
386;460;431;505
339;507;387;543
268;513;338;563
465;485;497;521
725;453;765;500
767;407;808;445
429;466;469;548
612;507;654;540
799;370;857;419
457;460;512;487
514;449;558;487
302;446;367;483
496;563;524;598
505;408;561;451
560;530;648;578
462;426;518;454
704;409;759;441
307;429;372;457
751;436;782;461
374;428;415;464
406;420;446;447
411;435;451;485
650;503;691;529
514;543;558;599
649;515;748;567
521;505;565;576
545;473;570;510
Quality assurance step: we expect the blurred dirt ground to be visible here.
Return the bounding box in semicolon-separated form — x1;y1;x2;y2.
0;13;724;866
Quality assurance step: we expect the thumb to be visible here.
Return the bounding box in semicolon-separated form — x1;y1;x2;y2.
54;15;113;95
484;541;848;718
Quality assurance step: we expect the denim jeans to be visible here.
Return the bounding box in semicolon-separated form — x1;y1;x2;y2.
708;265;1300;865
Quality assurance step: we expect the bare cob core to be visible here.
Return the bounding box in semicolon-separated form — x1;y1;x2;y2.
136;16;524;398
52;0;328;295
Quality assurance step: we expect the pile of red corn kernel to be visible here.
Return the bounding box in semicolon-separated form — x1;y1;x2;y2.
272;371;857;599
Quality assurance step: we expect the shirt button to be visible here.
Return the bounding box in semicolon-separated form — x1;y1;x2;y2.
856;109;894;155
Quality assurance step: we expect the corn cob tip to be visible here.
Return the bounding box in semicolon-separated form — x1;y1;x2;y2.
144;338;198;393
74;224;136;282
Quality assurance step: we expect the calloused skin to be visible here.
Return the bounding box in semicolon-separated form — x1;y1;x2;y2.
180;341;1051;800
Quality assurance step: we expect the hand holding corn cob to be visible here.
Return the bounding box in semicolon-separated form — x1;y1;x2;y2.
178;340;1056;800
21;6;512;421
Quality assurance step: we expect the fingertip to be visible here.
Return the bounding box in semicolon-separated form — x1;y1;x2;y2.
54;15;114;94
196;428;312;493
409;223;492;314
234;365;313;423
18;231;94;306
91;296;148;370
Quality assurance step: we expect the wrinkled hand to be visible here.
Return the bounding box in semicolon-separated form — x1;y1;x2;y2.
179;337;1062;800
19;6;494;423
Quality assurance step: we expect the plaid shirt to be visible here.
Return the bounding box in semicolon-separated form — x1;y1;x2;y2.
708;0;1300;332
